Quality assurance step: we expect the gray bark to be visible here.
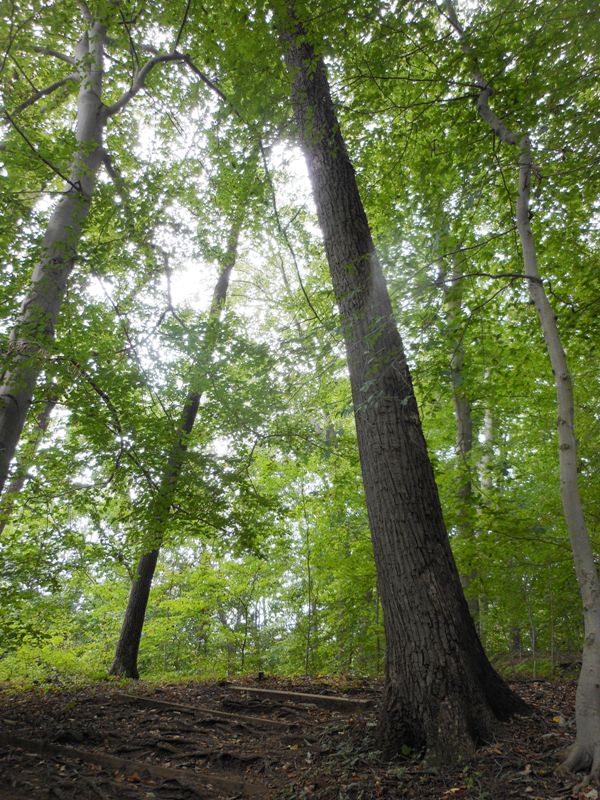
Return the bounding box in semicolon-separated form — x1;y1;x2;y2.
0;15;186;494
0;22;107;493
440;263;479;624
444;0;600;779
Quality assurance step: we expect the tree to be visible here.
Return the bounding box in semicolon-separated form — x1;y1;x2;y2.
0;2;186;493
441;0;600;780
276;1;525;763
110;194;248;678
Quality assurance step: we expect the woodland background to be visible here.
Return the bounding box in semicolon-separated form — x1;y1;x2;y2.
0;0;598;686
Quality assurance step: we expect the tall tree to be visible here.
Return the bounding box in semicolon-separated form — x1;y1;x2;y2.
0;3;185;493
443;0;600;780
276;1;525;763
110;190;249;678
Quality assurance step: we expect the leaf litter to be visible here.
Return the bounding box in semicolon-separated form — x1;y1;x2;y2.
0;677;588;799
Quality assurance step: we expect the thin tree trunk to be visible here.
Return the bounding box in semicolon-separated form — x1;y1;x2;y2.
109;217;243;678
440;263;479;625
300;485;314;676
444;0;600;779
0;390;57;536
278;5;525;764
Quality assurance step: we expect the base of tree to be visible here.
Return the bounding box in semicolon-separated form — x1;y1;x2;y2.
108;659;139;680
378;666;529;764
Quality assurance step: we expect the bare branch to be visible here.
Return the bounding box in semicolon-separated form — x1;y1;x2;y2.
103;52;185;117
30;45;77;66
2;111;81;191
444;270;542;285
173;0;193;50
180;53;230;105
259;141;324;325
6;74;77;116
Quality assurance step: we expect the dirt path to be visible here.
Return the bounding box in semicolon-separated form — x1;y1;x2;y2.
0;677;587;798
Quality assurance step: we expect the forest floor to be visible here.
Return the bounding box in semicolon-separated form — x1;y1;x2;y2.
0;676;592;799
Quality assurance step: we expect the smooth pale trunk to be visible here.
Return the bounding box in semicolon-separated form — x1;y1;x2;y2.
0;24;106;493
443;0;600;776
517;143;600;776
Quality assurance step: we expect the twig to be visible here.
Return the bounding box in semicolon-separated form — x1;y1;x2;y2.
2;111;82;191
259;141;323;325
174;0;193;50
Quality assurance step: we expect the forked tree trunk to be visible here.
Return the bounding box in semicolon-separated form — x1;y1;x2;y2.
444;0;600;780
278;5;525;764
0;22;107;493
109;218;242;679
0;12;185;494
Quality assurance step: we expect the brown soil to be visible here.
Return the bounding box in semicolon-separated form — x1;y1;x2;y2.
0;677;589;799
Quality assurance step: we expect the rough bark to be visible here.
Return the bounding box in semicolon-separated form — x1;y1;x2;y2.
109;219;242;679
278;5;526;764
0;390;58;536
444;0;600;780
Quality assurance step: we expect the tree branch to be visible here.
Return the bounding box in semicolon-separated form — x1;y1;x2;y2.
180;53;230;105
7;74;77;116
442;0;519;146
2;111;82;191
173;0;193;50
30;45;77;66
444;270;542;285
102;52;186;117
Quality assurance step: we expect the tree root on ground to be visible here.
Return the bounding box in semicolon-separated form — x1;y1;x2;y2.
559;741;600;793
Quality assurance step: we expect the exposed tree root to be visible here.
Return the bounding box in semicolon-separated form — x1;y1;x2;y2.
560;741;600;793
229;684;374;711
0;731;270;797
115;690;292;728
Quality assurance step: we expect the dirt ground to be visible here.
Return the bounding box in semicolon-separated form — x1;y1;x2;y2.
0;677;592;799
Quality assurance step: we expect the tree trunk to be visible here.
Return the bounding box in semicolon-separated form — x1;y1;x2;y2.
278;6;525;764
443;0;600;780
440;264;479;625
0;22;106;493
109;218;242;678
519;141;600;781
0;389;58;536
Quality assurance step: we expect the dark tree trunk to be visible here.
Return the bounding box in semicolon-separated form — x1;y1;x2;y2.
0;390;57;536
109;219;242;679
278;8;526;763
